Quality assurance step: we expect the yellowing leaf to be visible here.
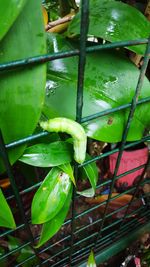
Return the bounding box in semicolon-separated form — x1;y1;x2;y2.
42;6;48;25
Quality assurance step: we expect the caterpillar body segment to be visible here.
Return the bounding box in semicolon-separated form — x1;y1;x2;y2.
40;117;87;164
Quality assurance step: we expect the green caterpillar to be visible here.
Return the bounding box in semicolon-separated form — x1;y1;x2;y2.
40;117;87;164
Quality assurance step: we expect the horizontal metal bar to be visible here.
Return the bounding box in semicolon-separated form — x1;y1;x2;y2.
6;131;50;149
81;97;150;123
0;39;148;71
0;223;24;238
38;235;70;254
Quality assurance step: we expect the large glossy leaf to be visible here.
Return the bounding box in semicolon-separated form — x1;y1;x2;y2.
36;186;72;248
67;0;150;55
32;167;71;224
0;0;27;41
0;189;16;229
43;34;150;143
0;0;46;173
19;141;73;167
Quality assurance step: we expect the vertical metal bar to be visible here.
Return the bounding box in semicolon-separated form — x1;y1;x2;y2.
93;37;150;248
0;130;42;265
76;1;89;123
69;0;89;265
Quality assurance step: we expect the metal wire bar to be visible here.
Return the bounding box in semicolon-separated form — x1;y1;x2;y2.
81;97;150;123
38;235;71;254
0;39;148;72
69;0;89;265
0;131;42;265
93;37;150;248
0;223;24;238
6;131;50;149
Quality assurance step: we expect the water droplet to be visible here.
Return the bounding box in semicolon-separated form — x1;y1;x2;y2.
46;80;58;97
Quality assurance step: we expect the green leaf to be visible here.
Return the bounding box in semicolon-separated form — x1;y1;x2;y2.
19;141;73;167
8;235;20;251
17;247;39;267
59;163;76;186
43;33;150;143
0;247;5;256
7;235;39;267
67;0;150;54
32;167;72;224
87;250;97;267
0;189;16;229
36;186;72;248
0;0;27;41
77;188;95;198
0;247;6;267
0;0;46;173
83;154;98;190
77;154;98;197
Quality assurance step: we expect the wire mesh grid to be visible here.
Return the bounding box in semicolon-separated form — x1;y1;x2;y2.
0;0;150;266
